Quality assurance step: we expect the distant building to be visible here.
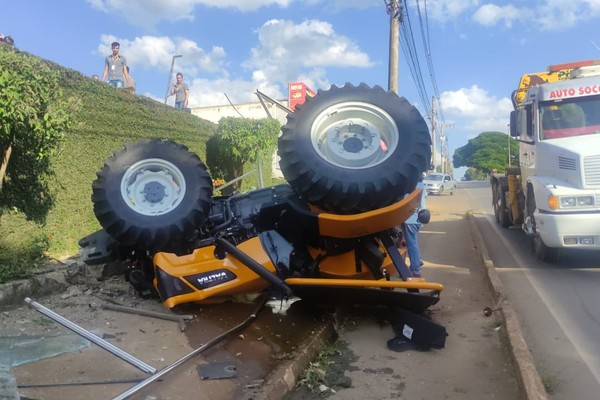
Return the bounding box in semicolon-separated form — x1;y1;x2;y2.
190;99;290;125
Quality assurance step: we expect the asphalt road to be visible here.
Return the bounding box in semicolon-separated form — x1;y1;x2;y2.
462;180;600;399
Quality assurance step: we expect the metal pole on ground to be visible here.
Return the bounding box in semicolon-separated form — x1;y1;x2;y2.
24;298;156;374
112;297;267;400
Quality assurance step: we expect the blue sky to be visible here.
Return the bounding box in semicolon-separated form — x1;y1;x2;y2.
3;0;600;177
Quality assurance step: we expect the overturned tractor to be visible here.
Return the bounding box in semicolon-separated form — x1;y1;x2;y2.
79;83;443;319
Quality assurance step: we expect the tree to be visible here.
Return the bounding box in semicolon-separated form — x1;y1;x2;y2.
453;131;519;174
0;46;78;223
206;117;280;193
464;167;487;181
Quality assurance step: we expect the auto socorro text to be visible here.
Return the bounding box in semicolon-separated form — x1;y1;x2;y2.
548;84;600;99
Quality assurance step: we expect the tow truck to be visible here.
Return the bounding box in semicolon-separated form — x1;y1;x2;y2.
490;60;600;261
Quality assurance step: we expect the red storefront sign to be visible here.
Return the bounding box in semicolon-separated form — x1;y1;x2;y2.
288;82;316;111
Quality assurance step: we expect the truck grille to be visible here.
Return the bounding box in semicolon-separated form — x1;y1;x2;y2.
584;155;600;186
558;156;577;171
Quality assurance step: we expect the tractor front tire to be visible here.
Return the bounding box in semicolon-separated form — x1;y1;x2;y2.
92;139;213;251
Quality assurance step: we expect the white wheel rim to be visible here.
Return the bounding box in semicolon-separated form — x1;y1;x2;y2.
120;158;186;216
310;101;399;169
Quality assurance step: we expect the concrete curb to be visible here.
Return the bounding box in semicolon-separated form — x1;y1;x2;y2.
467;213;548;400
253;319;338;400
0;268;71;308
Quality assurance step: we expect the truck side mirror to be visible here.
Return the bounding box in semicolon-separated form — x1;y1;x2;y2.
521;106;533;138
509;111;519;137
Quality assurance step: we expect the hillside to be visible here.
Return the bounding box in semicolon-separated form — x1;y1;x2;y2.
0;50;216;279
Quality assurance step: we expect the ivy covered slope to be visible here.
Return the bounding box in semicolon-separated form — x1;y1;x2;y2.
0;48;215;279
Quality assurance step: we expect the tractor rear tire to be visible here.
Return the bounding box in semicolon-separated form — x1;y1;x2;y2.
92;139;213;251
278;83;431;214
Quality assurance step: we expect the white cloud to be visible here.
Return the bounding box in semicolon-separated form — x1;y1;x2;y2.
96;17;373;107
418;0;481;22
97;34;226;75
472;4;529;28
186;18;374;106
440;85;512;133
403;0;600;31
88;0;294;29
472;0;600;31
534;0;600;30
246;19;373;89
304;0;380;12
187;75;284;108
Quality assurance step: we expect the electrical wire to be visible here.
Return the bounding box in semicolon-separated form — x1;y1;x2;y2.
399;0;432;118
416;0;445;125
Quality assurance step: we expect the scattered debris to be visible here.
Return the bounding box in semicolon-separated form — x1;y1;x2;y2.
197;362;237;380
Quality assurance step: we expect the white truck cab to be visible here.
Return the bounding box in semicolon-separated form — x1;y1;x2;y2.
510;60;600;260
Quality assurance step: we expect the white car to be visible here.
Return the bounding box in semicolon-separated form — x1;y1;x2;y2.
423;173;456;195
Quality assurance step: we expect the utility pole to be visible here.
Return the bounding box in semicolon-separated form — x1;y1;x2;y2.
506;123;511;166
440;126;445;174
164;55;182;104
431;96;436;170
385;0;401;94
441;123;454;174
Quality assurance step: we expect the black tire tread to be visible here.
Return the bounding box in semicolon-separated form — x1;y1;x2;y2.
278;83;431;214
92;139;213;250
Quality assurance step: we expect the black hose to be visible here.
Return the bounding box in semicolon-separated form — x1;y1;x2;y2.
215;237;293;297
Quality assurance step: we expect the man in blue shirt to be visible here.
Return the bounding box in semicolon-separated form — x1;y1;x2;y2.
403;174;427;278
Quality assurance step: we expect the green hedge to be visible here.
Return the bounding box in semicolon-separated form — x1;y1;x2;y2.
0;50;216;280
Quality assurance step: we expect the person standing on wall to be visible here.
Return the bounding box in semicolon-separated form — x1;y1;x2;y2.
171;72;189;110
102;41;130;88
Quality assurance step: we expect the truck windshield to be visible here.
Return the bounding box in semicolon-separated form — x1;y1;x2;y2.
540;96;600;140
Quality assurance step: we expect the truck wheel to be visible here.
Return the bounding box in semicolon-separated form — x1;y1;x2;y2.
92;139;213;251
492;183;500;223
533;234;560;263
498;188;510;228
527;194;559;263
278;83;431;214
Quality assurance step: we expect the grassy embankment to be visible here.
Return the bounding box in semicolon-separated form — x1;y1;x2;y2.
0;51;276;282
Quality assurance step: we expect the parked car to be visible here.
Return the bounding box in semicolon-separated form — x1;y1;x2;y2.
423;173;456;195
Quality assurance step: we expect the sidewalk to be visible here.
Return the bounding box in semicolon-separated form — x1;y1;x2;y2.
280;189;534;400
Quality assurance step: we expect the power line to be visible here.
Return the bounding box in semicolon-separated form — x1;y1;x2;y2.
391;0;448;170
399;0;432;118
416;0;445;125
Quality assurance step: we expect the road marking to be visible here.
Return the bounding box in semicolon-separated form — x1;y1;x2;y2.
482;213;600;387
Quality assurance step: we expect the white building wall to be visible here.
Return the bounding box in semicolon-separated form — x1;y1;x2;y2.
190;99;290;125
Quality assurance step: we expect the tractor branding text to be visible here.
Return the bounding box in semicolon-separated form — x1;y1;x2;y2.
186;269;236;290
